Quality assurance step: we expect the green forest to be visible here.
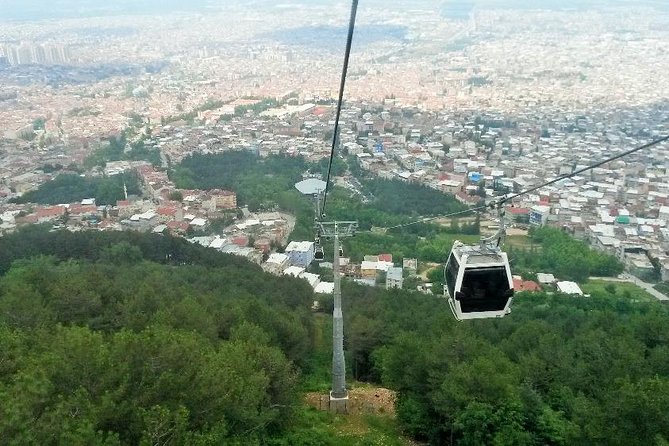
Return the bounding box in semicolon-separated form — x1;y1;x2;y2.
13;172;141;206
169;151;468;240
170;151;309;212
358;177;468;217
340;284;669;446
0;227;315;445
507;227;624;282
85;134;162;169
1;227;668;444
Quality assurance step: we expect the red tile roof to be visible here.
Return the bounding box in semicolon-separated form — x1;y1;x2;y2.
378;253;393;262
456;192;480;204
513;278;542;292
167;221;189;232
17;214;39;224
157;206;177;216
36;206;66;218
312;107;328;116
69;204;98;215
232;236;248;247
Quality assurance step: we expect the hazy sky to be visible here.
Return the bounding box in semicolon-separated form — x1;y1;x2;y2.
0;0;662;22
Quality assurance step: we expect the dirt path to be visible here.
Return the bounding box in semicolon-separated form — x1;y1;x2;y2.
592;274;669;302
305;386;397;416
419;262;440;280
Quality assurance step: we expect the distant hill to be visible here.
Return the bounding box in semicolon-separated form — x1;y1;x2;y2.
0;0;663;22
471;0;666;11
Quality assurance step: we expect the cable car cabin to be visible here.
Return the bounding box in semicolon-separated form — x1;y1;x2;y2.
444;241;514;321
314;240;325;261
314;247;325;261
312;240;342;262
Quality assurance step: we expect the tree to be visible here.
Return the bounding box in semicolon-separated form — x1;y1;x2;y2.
348;314;384;381
169;191;183;202
33;117;46;130
1;224;669;445
604;283;617;295
101;242;143;265
476;181;487;198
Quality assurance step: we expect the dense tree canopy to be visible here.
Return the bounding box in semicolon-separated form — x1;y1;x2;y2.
359;177;467;218
0;230;314;444
85;134;162;168
14;172;141;206
170;151;470;238
170;152;308;212
0;225;258;275
337;283;669;446
0;225;667;444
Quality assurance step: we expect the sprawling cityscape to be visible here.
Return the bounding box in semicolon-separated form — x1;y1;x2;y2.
1;1;669;443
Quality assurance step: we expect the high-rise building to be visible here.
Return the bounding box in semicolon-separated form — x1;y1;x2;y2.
1;43;71;66
32;45;47;64
5;45;20;66
17;44;33;65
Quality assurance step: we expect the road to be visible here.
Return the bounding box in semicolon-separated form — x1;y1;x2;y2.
590;274;669;302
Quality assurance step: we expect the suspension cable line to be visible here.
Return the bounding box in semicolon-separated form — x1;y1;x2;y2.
384;135;669;232
320;0;359;218
499;134;669;205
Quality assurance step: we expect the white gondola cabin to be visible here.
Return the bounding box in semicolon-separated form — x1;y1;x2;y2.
444;241;514;320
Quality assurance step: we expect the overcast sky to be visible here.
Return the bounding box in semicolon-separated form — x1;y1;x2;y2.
0;0;661;22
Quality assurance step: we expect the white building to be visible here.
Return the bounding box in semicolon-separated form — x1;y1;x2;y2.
386;267;404;289
530;205;551;226
285;241;315;268
315;282;334;294
299;272;321;289
659;205;669;223
536;273;556;285
283;266;306;277
556;281;583;295
263;253;290;275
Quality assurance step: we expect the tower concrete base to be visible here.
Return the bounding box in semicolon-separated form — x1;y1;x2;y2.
329;391;349;414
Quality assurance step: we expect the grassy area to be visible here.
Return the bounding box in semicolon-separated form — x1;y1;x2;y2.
581;280;656;303
344;231;481;264
418;262;439;278
302;313;333;392
280;406;411;446
506;234;540;250
443;234;481;245
655;282;669;298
